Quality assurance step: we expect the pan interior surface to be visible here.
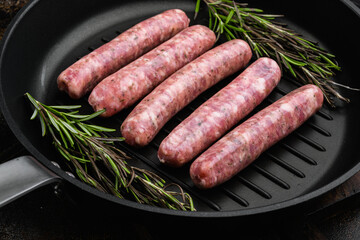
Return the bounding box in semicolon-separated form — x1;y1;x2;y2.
0;0;359;217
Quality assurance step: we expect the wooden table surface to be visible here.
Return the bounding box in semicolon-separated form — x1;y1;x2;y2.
0;1;359;239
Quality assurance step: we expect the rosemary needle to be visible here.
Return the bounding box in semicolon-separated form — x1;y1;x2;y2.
25;93;195;211
195;0;354;107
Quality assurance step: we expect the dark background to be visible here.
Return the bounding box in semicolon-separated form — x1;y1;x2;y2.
1;0;360;239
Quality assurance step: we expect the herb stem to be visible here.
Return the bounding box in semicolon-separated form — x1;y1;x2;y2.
25;93;195;211
195;0;358;106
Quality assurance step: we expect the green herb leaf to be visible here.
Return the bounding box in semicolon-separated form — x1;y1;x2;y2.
77;109;106;122
194;0;201;19
225;9;234;24
49;105;81;110
30;109;38;120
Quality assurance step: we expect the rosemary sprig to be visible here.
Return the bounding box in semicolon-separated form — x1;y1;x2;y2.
195;0;355;107
25;93;195;211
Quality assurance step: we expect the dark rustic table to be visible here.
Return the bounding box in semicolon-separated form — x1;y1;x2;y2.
1;1;360;239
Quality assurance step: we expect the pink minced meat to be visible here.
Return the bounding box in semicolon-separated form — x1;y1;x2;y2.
88;25;216;117
121;39;252;147
190;84;324;189
57;9;190;99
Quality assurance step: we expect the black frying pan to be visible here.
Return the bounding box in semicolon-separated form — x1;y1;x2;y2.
0;0;359;219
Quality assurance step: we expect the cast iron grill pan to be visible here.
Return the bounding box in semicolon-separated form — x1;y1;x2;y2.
1;0;359;215
52;3;354;211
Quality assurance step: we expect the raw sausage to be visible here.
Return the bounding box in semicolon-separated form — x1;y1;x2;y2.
158;57;280;167
58;9;189;99
121;39;252;147
121;39;251;147
190;84;324;189
57;9;190;99
88;25;216;117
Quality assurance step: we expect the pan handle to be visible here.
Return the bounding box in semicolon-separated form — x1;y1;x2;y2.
0;155;61;207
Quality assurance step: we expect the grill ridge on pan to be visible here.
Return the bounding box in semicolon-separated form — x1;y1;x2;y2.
56;27;334;212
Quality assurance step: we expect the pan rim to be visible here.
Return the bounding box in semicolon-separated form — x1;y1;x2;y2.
0;0;359;218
